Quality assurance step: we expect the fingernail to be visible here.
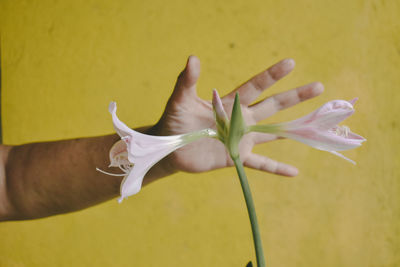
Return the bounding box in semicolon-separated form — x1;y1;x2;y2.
283;58;295;68
288;166;299;177
187;55;195;67
313;82;324;94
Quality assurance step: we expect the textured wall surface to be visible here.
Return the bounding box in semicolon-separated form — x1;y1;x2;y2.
0;0;399;266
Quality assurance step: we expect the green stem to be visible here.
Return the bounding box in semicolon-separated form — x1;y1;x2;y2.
182;128;217;143
232;156;266;267
248;124;281;134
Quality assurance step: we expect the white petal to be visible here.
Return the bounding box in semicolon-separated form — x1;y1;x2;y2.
284;100;354;130
349;98;358;105
212;89;229;121
119;164;148;201
329;151;356;165
109;102;135;138
120;138;188;200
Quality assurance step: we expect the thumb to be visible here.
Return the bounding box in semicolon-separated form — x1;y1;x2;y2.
172;55;200;99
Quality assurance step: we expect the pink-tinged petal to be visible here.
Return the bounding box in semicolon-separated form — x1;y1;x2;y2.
118;167;146;203
321;99;354;114
284;100;355;130
282;127;364;151
346;131;366;141
125;133;183;162
212;89;228;122
349;98;358;105
118;136;190;201
109;102;135;138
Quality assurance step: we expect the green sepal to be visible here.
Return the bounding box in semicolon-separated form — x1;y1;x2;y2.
227;93;247;159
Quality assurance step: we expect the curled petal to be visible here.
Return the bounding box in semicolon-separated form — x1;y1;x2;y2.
283;127;364;151
109;102;135;138
285;100;355;130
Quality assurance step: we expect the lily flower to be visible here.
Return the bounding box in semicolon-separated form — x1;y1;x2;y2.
249;98;366;164
98;102;216;203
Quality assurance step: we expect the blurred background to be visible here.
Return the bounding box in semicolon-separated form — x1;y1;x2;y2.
0;0;399;266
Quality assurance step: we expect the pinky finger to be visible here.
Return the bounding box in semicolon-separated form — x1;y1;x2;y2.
243;153;298;177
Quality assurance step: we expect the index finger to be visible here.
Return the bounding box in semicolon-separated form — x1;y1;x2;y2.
224;58;295;106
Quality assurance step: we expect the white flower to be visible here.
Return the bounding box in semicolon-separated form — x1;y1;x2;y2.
250;98;366;164
100;102;216;203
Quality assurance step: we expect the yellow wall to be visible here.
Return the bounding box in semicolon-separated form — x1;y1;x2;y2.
0;0;399;266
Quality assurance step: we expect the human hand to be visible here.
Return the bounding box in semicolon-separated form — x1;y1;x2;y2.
148;56;324;177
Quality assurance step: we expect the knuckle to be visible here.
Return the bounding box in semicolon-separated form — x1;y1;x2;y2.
252;75;265;92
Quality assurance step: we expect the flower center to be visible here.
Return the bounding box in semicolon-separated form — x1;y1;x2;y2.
334;125;350;137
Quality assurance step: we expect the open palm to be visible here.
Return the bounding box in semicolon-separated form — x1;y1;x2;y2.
151;56;324;177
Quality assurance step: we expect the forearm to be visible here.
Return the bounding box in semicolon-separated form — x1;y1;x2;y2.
1;130;175;221
2;134;121;220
